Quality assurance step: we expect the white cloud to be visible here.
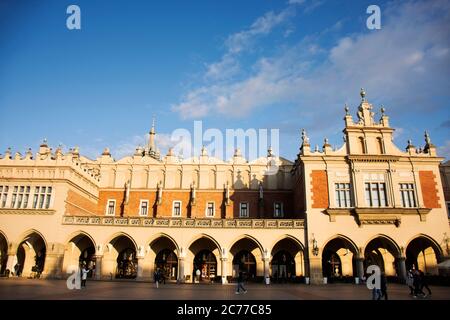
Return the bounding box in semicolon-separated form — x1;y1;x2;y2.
438;140;450;160
172;0;450;129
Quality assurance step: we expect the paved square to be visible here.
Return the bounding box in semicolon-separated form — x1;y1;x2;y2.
1;279;449;300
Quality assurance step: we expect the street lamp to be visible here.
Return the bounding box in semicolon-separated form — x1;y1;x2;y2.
311;234;319;256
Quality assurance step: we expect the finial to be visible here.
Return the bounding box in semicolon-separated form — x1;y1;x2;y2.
344;104;349;115
201;145;208;156
380;105;385;115
301;128;309;144
424;130;431;145
315;145;319;152
167;147;174;156
234;148;242;157
407;139;412;146
360;88;366;101
324;137;329;145
102;147;111;155
267;146;273;157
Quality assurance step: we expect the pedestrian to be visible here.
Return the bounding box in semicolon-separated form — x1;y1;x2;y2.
81;265;89;288
413;269;424;298
378;272;388;300
418;270;432;297
406;270;414;295
154;268;160;288
235;271;247;294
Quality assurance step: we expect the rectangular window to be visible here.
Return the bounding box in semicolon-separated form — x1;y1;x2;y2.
0;186;8;208
274;202;284;218
106;200;116;216
173;201;182;217
365;182;388;207
139;200;148;216
400;183;417;208
206;202;215;217
33;194;38;209
335;183;352;207
239;202;249;218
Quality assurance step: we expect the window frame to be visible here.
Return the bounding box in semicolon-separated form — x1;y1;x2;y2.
172;200;182;217
139;199;149;216
273;202;284;218
335;183;352;208
365;182;388;207
205;201;215;218
399;183;417;208
239;202;249;218
106;199;116;216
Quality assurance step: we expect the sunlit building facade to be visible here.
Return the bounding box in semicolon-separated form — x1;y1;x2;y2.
0;90;449;284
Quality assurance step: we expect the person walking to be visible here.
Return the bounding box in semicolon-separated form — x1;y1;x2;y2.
235;271;247;294
418;270;432;297
406;270;415;295
81;265;89;288
378;272;388;300
154;268;160;288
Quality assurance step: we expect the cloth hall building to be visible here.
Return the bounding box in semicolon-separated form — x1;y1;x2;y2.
0;90;449;285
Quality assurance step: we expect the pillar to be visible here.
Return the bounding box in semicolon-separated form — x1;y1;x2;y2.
177;257;185;283
6;254;16;275
221;258;228;284
136;256;144;280
356;257;365;280
94;255;102;280
308;256;323;285
43;253;64;278
397;257;407;283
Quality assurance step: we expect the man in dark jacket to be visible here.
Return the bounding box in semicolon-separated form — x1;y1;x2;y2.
235;272;247;294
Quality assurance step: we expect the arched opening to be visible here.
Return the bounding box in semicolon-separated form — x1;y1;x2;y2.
271;237;304;282
16;232;46;278
406;236;442;275
193;250;217;282
322;236;358;282
364;236;401;279
107;235;137;279
233;250;256;278
155;249;178;280
149;235;179;281
230;237;263;281
188;236;221;283
0;233;7;276
63;233;96;278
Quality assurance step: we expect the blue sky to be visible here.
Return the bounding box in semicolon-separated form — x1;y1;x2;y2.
0;0;449;161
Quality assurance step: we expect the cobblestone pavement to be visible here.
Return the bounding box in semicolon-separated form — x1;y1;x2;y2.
0;278;449;300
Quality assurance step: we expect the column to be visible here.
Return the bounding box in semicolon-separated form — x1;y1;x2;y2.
94;255;103;280
221;258;228;284
308;256;323;285
136;256;144;280
356;257;365;280
177;257;185;283
6;254;16;276
43;253;64;279
263;257;270;280
397;257;407;283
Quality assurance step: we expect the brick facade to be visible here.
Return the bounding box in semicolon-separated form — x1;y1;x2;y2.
419;171;441;208
65;189;98;216
310;170;329;209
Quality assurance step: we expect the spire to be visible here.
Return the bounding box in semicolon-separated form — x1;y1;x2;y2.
148;116;156;152
360;88;366;101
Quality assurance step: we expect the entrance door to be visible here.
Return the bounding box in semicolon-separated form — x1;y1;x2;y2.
193;250;217;282
155;249;178;280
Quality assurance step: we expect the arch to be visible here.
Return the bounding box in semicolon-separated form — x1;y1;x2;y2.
16;229;48;252
405;234;443;275
0;230;8;275
148;233;180;252
322;235;359;280
228;234;264;256
269;234;305;253
64;230;97;249
363;234;402;277
0;230;9;245
15;229;47;278
187;233;222;255
105;232;138;251
270;235;305;280
322;234;359;256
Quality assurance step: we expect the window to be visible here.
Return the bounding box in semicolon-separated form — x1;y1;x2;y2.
239;202;249;218
400;183;416;208
139;200;148;216
274;202;284;218
32;186;52;209
106;200;116;216
10;186;18;208
206;202;215;217
335;183;352;208
0;186;9;208
172;201;182;217
365;182;388;207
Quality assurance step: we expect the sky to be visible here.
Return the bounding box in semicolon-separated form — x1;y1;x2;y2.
0;0;449;161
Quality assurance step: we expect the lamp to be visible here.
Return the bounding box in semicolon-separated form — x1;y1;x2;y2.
311;234;319;256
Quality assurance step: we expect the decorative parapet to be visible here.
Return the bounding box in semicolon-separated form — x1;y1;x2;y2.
324;207;431;226
0;208;56;215
62;216;305;229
